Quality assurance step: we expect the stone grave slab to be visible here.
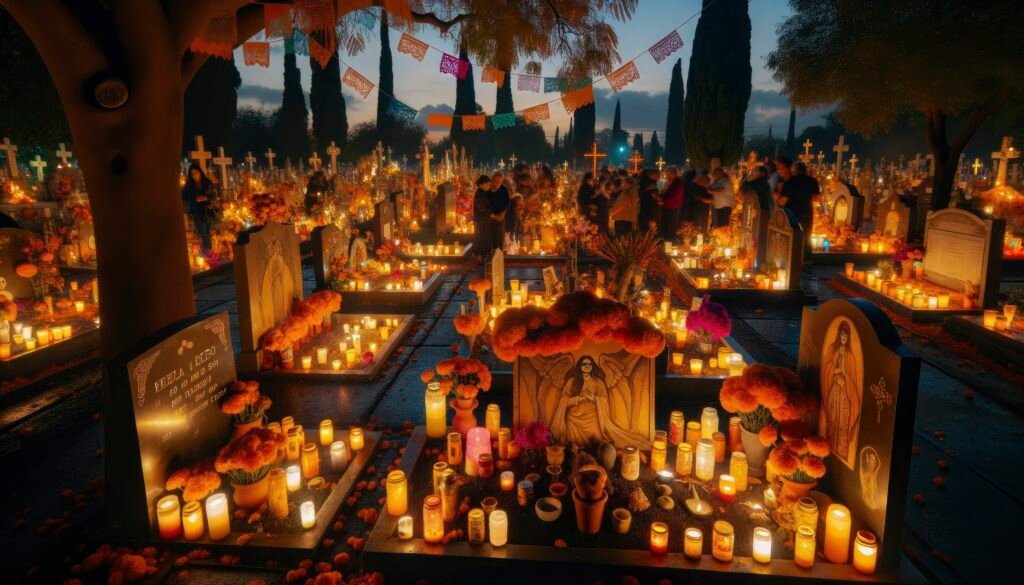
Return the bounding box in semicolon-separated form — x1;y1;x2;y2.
765;207;803;289
875;195;910;241
339;272;443;311
400;241;475;264
942;315;1024;368
311;224;349;290
921;209;1003;308
372;199;396;245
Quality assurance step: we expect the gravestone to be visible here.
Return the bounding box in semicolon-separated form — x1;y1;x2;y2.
875;194;911;240
922;209;1004;307
798;299;920;572
513;339;654;450
372;199;396;244
311;224;349;290
738;189;769;268
0;228;35;299
542;266;561;297
77;221;97;263
434;183;457;234
349;237;369;269
764;208;803;289
488;249;504;306
234;223;304;372
107;312;236;537
831;187;858;228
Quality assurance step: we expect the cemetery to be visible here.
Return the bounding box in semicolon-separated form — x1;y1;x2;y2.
0;1;1021;585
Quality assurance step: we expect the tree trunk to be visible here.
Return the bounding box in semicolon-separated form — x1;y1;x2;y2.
925;111;954;211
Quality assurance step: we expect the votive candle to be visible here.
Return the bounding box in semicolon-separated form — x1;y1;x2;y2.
268;467;289;519
928;296;938;310
672;353;684;367
300;501;316;529
74;300;85;313
62;324;72;338
825;504;852;563
695;439;715;481
650;522;669;554
729;452;748;492
712;432;726;463
685;422;701;449
795;525;816;568
286;465;302;492
712;521;734;562
397;515;414;539
468;508;486;544
501;471;515;491
156;494;182;540
668;411;685;445
853;530;878;575
489;510;508;547
330;441;349;472
447;432;463;466
485;404;501;438
650;431;668;472
717;474;736;503
301;355;312;369
498;428;511;459
689;359;703;375
752;527;772;563
316;347;328;364
676;443;693;477
205;493;230;541
621;446;640;480
684;527;703;560
701;407;719;439
345;348;356;366
386;470;408;516
349;427;364;451
465;427;491;477
301;443;320;479
182;501;204;540
423;495;445;544
319;419;334;445
425;382;446;439
36;329;50;346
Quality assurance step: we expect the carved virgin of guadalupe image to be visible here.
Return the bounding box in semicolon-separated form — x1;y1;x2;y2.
819;318;863;469
883;201;901;236
859;446;881;509
258;240;295;334
517;349;653;450
833;196;849;225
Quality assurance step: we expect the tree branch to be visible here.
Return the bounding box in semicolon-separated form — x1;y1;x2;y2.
949;92;1010;157
409;10;473;35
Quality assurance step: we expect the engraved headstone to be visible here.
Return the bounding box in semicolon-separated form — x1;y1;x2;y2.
875;194;910;240
738;188;769;268
373;199;396;244
542;266;560;297
798;299;920;572
311;224;349;290
434;182;457;234
922;209;1004;307
0;228;37;299
764;208;803;288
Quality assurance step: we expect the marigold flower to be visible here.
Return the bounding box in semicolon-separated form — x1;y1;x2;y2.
420;370;435;384
769;446;799;475
758;425;778;447
804;434;831;457
801;456;827;479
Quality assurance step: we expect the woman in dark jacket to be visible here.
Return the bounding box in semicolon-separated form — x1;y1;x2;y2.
182;162;217;250
472;175;493;256
305;170;332;215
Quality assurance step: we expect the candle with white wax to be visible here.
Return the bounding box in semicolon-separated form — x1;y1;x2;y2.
300;501;316;528
824;504;851;563
752;527;772;563
156;495;182;540
205;493;230;541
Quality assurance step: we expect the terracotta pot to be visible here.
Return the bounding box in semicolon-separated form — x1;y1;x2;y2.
900;259;913;277
572;489;608;534
740;427;770;478
450;397;479;436
573;465;608;501
231;475;269;509
549;482;568;499
232;419;263;440
545;444;566;466
779;477;817;502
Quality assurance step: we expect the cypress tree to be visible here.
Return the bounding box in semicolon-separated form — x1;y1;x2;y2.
309;51;348;152
632;132;644;161
664;58;685;165
450;44;479;155
611;100;629;163
552;126;561;163
573;102;596;168
683;0;752;167
376;11;396;140
785;107;796;156
649;131;662;163
277;39;310;163
184;58;240;155
565;118;574;165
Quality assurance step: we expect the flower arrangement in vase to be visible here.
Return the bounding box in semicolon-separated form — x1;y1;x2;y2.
221;380;272;438
421;357;492;434
719;365;819;477
685;296;731;354
214;427;285;508
893;244;924;278
467;278;492;313
767;434;830;501
165;461;221;502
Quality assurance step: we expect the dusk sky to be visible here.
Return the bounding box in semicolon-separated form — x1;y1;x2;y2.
234;0;828;141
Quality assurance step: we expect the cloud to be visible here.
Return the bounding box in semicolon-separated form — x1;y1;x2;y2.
413;103;454;129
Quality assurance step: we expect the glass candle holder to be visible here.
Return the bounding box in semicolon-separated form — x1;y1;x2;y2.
286;428;301;460
695;438;715;481
795;497;818;533
386;470;408;516
286;465;302;492
675;443;693;477
300;501;316;529
712;432;726;463
156;494;182;540
983;309;998;328
795;525;816;568
182;501;204;540
728;417;742;453
488;510;508;547
301;356;312;369
205;493;230;541
752;527;772;563
447;432;463;466
349;427;364;451
1004;304;1018;324
316;347;328;364
668;411;685;445
425;382;446;439
425;496;446;543
700;407;719;439
650;431;668;472
500;471;515;491
621;446;640;481
465;427;491;477
729;452;748;492
319;419;334;446
689;358;703;375
685;421;701;449
397;515;414;539
825;504;851;563
331;359;342;371
330;441;349;472
853;530;878;575
711;521;734;562
467;508;486;544
268;467;289;519
684;527;703;560
497;428;512;460
485;404;501;438
649;522;669;555
431;461;449;496
717;474;736;503
301;443;320;479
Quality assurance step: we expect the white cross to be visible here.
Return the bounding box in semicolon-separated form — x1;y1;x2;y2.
0;137;20;179
189;135;212;174
972;158;982;176
374;141;385;169
832;135;849;174
264;148;276;170
655;157;666;171
56;143;73;166
212;146;232;186
308;151;322;170
849;154;859;175
244;151;256;168
562;161;569;171
991;136;1019;187
326;141;341;173
509;154;518;167
802;138;813;157
29;154;47;181
497;159;506;170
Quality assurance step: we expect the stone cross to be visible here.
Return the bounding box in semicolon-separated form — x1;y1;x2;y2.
326;141;341;174
849;154;859;175
244;151;256;168
629;150;644;173
802;138;813;157
497;159;506;170
189;135;212;174
832;135;849;174
373;142;385;170
562;161;569;171
308;151;322;170
416;139;433;186
212;147;233;186
29;154;47;181
972;158;982;176
509;154;518;167
584;142;606;176
449;144;459;173
656;156;666;172
56;143;73;166
991;136;1019;187
264;148;276;170
1;137;20;178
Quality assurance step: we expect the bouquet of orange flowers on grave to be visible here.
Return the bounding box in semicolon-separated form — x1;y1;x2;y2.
454;313;487;336
0;296;16;321
214;427;284;485
18;232;64;294
768;434;830;483
420;357;492;401
719;364;819;446
220;380;272;424
165;460;222;502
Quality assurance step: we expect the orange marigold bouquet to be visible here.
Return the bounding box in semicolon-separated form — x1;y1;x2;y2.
453;313;487;336
0;296;16;321
719;364;819;446
421;357;492;401
768;434;830;483
220;380;271;424
259;290;342;353
491;290;665;362
214;427;284;485
165;460;222;502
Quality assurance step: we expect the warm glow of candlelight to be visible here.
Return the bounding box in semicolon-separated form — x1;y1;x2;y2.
182;501;204;540
300;501;316;529
425;382;446;439
319;420;334;445
695;439;715;481
650;522;669;554
853;530;878;575
205;493;230;541
349;427;364;451
268;468;288;519
795;525;816;568
156;495;181;540
423;496;444;544
286;465;301;492
386;471;408;516
684;527;703;560
717;474;736;503
825;504;852;563
501;471;515;491
752;527;772;563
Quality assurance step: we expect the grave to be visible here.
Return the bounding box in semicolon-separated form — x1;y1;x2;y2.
311;225;350;291
876;195;911;241
372;199;396;245
738;187;769;269
943;312;1024;368
0;227;36;299
400;240;475;264
105;311;379;550
434;182;457;236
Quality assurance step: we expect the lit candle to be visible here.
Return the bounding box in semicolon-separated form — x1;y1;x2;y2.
316;347;328;365
352;332;362;353
728;353;744;376
182;501;204;540
423;495;444;544
156;494;182;540
300;501;316;529
447;432;463;466
700;407;719;439
668;411;685;445
397;515;414;539
62;324;72;338
319;420;334;445
488;510;508;547
345;348;356;366
485;404;501;438
795;525;816;568
689;359;703;375
685;422;701;449
676;443;693;477
349;427;364;451
711;521;734;562
650;522;669;555
853;530;878;575
301;355;312;369
268;467;289;519
650;431;667;472
332;359;342;371
205;493;230;541
0;344;10;359
672;352;684;367
380;326;390;341
51;326;63;341
501;471;515;491
717;474;736;503
467;508;486;544
824;504;851;563
621;446;640;480
386;470;408;516
684;527;703;560
425;382;446;439
465;427;491;476
286;465;302;492
752;527;772;564
74;300;85;313
498;428;511;459
695;439;715;481
729;452;748;492
301;443;320;479
928;295;938;310
713;432;726;463
25;339;36;350
912;293;925;308
983;310;998;328
36;329;50;346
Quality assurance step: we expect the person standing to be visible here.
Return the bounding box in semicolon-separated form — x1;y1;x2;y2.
305;169;331;216
705;167;736;227
472;175;493;256
488;172;511;253
778;161;821;262
638;168;662;233
593;180;612;235
660;167;684;241
740;165;773;213
181;162;216;251
610;175;639;235
576;173;596;220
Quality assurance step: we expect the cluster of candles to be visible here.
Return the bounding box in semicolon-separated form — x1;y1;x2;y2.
407;242;464;257
0;321;77;358
344;278;425;292
297;318;400;371
670;348;745;377
983;305;1017;331
845;265;953;309
155;418;365;541
667;244;784;291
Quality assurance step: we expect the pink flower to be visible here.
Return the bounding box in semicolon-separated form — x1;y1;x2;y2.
514;422;550;450
685;296;732;340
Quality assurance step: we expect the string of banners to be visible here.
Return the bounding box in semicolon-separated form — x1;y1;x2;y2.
193;2;692;132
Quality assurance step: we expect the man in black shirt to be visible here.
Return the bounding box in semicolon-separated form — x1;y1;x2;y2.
488;172;511;252
778;161;820;263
